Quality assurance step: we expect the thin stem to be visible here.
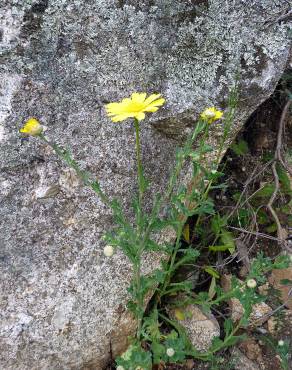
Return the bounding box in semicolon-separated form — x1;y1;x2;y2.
134;118;144;207
134;260;143;339
133;118;145;339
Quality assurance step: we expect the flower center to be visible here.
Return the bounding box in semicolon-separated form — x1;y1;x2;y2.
204;109;216;118
127;101;145;113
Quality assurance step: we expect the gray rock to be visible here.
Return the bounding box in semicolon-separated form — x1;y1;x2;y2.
0;0;290;369
169;305;220;352
232;348;261;370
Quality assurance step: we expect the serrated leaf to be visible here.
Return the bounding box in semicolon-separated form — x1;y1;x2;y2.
231;139;249;156
220;229;235;254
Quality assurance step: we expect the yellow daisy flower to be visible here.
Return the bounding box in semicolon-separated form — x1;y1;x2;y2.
105;92;165;122
200;107;223;123
20;117;43;136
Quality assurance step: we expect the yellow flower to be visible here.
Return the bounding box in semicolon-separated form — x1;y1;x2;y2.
20;118;43;136
105;92;165;122
200;107;223;123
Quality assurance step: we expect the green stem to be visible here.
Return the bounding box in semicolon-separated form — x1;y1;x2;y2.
133;118;145;340
134;118;144;207
134;260;143;340
159;222;185;297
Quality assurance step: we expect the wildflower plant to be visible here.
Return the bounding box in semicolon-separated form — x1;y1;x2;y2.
20;88;291;369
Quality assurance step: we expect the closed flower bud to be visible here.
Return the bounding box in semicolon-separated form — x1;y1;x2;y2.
116;367;125;370
278;340;284;346
200;107;223;123
20;118;43;136
166;347;175;357
246;278;257;288
103;245;114;257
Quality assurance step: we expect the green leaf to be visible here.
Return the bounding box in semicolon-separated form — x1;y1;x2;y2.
231;139;249;156
223;318;233;336
209;245;231;252
204;266;220;279
281;200;292;214
116;344;152;370
151;342;165;364
220;229;235;254
211;214;227;236
276;163;292;195
257;209;269;225
208;276;217;299
280;279;292;286
252;184;275;198
265;223;277;233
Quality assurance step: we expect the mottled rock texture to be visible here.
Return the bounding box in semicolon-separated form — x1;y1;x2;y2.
169;305;220;351
0;0;290;369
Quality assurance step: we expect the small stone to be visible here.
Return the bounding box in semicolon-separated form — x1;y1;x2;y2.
268;267;292;309
239;338;262;361
103;245;114;257
258;283;269;296
169;304;220;352
249;302;271;327
267;317;277;334
34;184;60;199
185;359;195;369
232;348;260;370
221;274;271;327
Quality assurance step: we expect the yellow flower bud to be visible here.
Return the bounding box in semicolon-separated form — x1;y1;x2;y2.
20;118;43;136
200;107;223;123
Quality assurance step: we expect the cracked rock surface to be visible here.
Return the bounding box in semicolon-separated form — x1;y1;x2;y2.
0;1;290;369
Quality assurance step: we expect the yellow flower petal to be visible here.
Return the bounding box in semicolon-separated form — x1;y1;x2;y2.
143;106;159;113
105;92;165;123
146;98;165;109
131;92;147;104
144;93;162;105
135;112;145;121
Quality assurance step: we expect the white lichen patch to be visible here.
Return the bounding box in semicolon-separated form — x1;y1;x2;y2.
0;74;22;141
0;6;25;50
51;297;75;331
